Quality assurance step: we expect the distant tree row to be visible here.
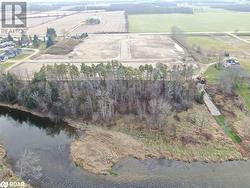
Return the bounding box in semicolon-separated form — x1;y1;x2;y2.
69;3;194;14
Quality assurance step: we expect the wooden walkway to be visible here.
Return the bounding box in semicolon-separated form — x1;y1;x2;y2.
203;91;221;116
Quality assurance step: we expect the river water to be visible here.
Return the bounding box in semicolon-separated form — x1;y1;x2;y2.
0;106;250;188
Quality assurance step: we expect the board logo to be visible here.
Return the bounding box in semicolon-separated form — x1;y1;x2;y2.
1;2;27;28
0;181;8;188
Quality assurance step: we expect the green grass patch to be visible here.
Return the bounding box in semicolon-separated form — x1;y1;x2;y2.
129;11;250;33
214;115;242;143
108;170;118;176
204;65;222;84
0;61;15;70
187;36;234;51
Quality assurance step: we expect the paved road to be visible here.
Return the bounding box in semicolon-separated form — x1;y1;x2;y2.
226;32;250;44
120;36;131;60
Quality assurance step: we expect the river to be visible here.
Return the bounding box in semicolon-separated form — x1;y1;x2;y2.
0;106;250;188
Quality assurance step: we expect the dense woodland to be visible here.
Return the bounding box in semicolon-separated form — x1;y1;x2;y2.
0;62;198;128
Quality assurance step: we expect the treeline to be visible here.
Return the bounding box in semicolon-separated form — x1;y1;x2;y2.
69;3;194;14
0;62;197;129
211;4;250;12
28;4;61;12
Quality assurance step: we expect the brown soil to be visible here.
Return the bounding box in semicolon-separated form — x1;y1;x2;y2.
46;38;81;55
206;85;247;118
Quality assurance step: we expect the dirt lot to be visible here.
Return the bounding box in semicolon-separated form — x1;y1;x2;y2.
129;35;184;59
35;34;186;61
11;34;192;77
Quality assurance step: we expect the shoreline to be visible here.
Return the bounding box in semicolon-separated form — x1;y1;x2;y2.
0;102;52;119
0;102;248;175
70;126;248;175
0;102;86;130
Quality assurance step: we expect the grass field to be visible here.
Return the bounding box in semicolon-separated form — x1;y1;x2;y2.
187;36;250;56
204;65;222;84
129;11;250;32
0;62;15;70
187;36;234;51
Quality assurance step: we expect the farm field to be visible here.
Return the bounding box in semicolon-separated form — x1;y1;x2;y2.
71;11;127;35
128;11;250;33
28;11;127;36
0;11;127;37
186;35;250;58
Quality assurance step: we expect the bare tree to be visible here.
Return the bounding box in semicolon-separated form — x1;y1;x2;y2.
16;149;43;181
149;99;172;129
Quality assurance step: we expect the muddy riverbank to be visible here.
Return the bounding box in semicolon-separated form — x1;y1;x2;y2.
0;103;247;176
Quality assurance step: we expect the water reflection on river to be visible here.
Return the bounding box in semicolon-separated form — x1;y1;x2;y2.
0;106;249;188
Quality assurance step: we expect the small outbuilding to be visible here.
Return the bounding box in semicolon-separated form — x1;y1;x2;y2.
223;57;240;68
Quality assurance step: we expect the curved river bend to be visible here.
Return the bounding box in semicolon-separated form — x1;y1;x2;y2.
0;106;250;188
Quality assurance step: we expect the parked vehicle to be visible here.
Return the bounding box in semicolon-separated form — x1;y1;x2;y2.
0;55;8;62
0;41;15;48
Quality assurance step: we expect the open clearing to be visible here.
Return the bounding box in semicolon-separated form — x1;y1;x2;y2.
11;34;193;77
129;11;250;33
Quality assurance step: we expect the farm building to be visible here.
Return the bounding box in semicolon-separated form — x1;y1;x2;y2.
86;17;101;25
